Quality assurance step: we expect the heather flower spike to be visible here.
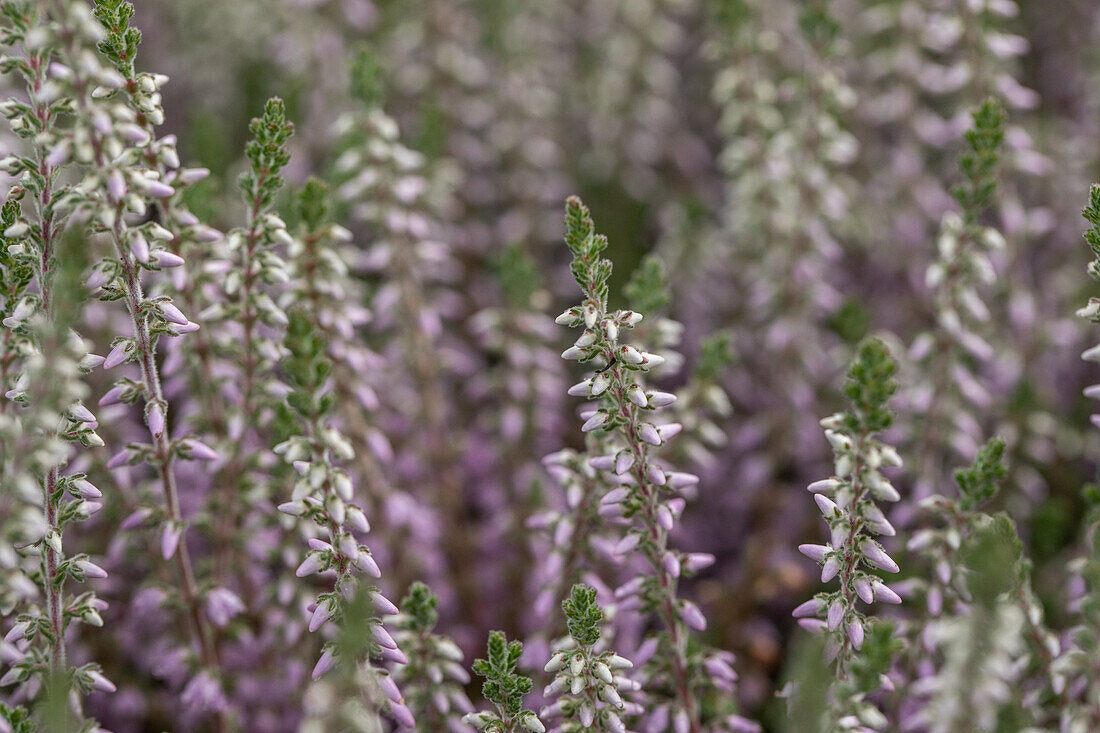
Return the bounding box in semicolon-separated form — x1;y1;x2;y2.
540;584;636;732
794;337;902;724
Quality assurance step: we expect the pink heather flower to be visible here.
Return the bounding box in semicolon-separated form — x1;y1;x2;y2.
107;169;126;201
357;550;381;578
159;301;188;325
379;674;403;705
153;250;185;268
663;552;681;578
372;625;398;650
148;403;165;439
821;557;840;583
847;619;865;650
87;670;117;693
615;452;634;474
309;602;331;632
792;598;824;618
99;386;124;407
137;178;175;199
174;321;200;334
131;233;149;263
638;423;661;445
390;703;416;728
312;648;336;680
161;524;182;560
684;553;715;573
372;591;398;616
182;439;219;461
72;478;101;499
648;391;676;407
180;671;226;712
296;553;324;577
581;412;607;432
205;588;245;627
854;578;873;604
120;507;153;530
346;506;371;533
681;601;706;631
798;544;830;563
70;404;95;423
827;601;844;631
78;560;108;579
873;582;903;604
103;343;129;369
861;540;900;573
656;505;674;530
106;450;131;469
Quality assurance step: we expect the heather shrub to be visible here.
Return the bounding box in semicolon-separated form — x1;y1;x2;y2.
2;1;1100;732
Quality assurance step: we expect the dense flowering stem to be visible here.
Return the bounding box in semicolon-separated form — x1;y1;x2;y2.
541;584;637;732
274;311;412;727
388;582;473;731
794;338;902;726
557;196;708;733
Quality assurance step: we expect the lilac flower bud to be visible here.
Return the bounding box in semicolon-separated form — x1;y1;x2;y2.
792;598;824;618
309;602;331;632
70;404;96;423
205;588;245;628
391;703;416;728
379;674;404;704
161;523;182;560
861;540;900;573
601;488;630;506
346;506;370;533
136;177;174;198
854;579;873;604
78;560;109;579
131;233;149;263
657;423;682;440
311;648;335;680
372;624;398;650
107;169;126;201
798;544;831;563
159;301;188;325
296;553;324;578
681;601;706;630
667;472;699;488
657;504;674;530
638;423;661;445
827;601;844;631
872;582;902;604
372;591;398;616
648;391;676;407
567;380;591;396
72;478;101;499
103;342;129;369
581;412;607;432
120;507;153;529
821;557;840;583
847;619;864;650
647;465;666;485
684;553;716;573
615;452;634;474
87;670;116;693
589;455;616;470
182;439;219;461
106;450;132;469
147;403;165;439
626;384;647;407
380;646;408;664
357;550;382;578
808;478;840;493
663;552;680;578
153;250;185;268
814;494;839;517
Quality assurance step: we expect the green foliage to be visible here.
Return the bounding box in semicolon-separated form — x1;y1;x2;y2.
798;0;840;50
846;621;903;694
350;46;385;108
0;195;33;318
240;97;294;208
400;581;440;635
954;437;1007;511
561;584;602;649
296;177;330;231
281;310;334;420
623;254;670;317
493;245;540;308
92;0;141;77
826;299;870;345
842;337;897;434
471;630;534;722
694;331;734;382
563;196;611;305
960;513;1025;606
953;98;1005;227
0;703;33;733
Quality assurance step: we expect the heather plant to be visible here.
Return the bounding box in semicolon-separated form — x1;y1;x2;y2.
5;0;1100;730
541;584;637;732
793;338;903;728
